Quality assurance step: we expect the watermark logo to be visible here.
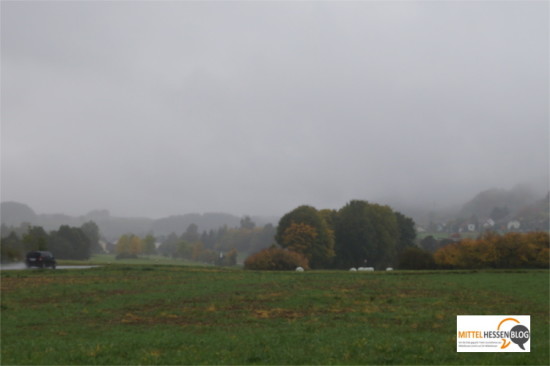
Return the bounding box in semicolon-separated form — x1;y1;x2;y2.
457;315;530;352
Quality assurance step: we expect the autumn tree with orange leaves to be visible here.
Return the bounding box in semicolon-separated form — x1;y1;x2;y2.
275;205;335;269
434;231;549;269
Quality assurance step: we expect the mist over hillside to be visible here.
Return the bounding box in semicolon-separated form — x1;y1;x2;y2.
459;184;540;218
2;182;547;240
3;1;548;224
0;202;279;240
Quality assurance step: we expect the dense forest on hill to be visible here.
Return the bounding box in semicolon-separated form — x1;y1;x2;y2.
0;202;277;240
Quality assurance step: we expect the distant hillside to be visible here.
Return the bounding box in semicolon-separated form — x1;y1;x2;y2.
515;194;550;231
0;202;38;226
372;182;548;229
459;184;540;219
0;202;278;240
152;213;241;235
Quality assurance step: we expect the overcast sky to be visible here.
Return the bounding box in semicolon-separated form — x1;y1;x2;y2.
1;1;548;218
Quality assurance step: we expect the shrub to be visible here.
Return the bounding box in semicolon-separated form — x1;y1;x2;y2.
244;247;309;270
215;248;238;267
434;231;549;269
398;247;436;269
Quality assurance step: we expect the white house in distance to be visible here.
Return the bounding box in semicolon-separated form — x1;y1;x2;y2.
507;220;521;230
482;218;495;229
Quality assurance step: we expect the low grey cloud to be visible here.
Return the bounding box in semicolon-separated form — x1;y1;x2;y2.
1;1;548;218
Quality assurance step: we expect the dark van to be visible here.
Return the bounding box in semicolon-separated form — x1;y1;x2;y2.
25;251;56;269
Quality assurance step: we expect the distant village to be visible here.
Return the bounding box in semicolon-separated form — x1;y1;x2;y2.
417;212;548;237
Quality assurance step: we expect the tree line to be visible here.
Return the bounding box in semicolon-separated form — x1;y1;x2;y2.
246;201;550;271
246;200;417;270
156;218;275;254
1;216;276;265
4;208;546;270
433;231;549;269
149;217;276;265
113;233;238;266
1;221;100;262
393;231;549;270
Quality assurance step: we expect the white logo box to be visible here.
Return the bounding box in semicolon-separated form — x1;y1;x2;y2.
457;315;530;352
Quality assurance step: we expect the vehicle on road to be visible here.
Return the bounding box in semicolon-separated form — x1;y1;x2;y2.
25;251;56;269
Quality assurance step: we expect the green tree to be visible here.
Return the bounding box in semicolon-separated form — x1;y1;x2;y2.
142;234;157;255
0;232;23;262
181;224;199;243
334;200;399;269
22;226;49;252
49;225;91;260
201;230;217;249
398;247;436;269
318;209;338;229
395;211;416;253
158;233;179;257
81;221;101;253
240;216;256;230
368;203;400;267
216;228;252;252
420;235;439;253
175;240;192;259
247;224;276;253
276;205;335;269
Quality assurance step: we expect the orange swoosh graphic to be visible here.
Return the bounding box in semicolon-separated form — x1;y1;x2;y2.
497;317;520;349
497;317;520;330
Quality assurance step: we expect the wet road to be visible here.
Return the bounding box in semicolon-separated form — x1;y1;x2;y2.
0;263;100;270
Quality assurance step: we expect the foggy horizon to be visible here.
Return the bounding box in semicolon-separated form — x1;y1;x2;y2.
2;1;548;220
1;178;547;221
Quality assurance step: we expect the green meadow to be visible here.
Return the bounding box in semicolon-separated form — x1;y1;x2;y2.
1;266;548;365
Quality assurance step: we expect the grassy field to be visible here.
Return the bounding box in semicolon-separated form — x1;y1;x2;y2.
57;254;210;266
1;266;548;365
